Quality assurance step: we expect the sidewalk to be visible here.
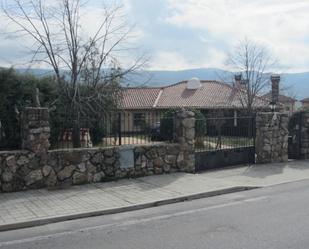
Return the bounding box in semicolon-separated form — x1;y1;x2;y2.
1;160;309;231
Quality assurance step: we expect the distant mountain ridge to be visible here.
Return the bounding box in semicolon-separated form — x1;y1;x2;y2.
126;68;309;100
15;68;309;100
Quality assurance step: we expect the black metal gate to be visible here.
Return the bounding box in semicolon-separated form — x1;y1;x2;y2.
288;112;303;160
195;116;256;172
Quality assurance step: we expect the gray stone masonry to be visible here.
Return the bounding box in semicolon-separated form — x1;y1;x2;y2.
0;144;182;192
256;112;289;163
173;109;195;173
21;107;50;154
0;108;195;192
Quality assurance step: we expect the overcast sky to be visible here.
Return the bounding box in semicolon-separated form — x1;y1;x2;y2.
1;0;309;72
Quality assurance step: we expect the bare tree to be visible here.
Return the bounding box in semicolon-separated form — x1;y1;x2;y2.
2;0;145;147
280;81;297;100
227;39;276;114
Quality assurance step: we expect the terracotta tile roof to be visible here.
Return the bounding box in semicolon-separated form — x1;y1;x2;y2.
121;87;162;109
121;81;269;110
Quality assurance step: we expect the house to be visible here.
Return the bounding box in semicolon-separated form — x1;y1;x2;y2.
263;92;297;116
120;78;270;132
301;97;309;110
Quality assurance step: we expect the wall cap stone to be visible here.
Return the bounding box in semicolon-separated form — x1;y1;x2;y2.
48;147;116;153
0;150;29;155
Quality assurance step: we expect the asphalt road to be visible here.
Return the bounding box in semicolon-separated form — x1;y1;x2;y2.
1;180;309;249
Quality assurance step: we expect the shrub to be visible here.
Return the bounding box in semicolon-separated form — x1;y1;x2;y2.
288;111;306;132
0;68;57;149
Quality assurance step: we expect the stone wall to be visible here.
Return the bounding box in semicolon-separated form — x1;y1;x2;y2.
0;107;196;193
255;112;289;163
0;150;35;192
134;144;181;176
0;143;184;192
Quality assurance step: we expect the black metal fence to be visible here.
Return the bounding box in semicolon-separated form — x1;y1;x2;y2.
195;116;256;152
0;116;21;150
1;110;257;153
288;111;303;159
50;111;175;150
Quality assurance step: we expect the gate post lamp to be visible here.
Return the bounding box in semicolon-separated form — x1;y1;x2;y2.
269;101;276;113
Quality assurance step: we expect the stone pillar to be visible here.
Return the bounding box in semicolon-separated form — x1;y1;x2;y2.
21;107;50;155
255;112;289;163
271;74;280;107
174;109;195;173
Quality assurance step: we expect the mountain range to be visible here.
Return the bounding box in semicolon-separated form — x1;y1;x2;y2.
16;68;309;100
126;68;309;100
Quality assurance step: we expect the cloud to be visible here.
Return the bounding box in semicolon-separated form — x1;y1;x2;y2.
164;0;309;72
149;47;227;71
1;0;309;72
0;0;142;69
150;51;190;70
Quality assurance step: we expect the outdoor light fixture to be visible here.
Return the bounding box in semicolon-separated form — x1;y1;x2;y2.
269;101;276;112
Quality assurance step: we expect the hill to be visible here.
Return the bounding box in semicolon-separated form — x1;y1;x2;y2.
14;68;309;100
127;68;309;100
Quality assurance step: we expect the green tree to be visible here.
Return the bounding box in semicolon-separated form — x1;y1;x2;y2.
3;0;146;148
0;68;57;149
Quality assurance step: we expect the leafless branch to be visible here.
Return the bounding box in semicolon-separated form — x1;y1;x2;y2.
1;0;146;147
226;39;276;113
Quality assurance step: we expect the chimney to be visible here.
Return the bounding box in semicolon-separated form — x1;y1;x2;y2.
271;74;280;105
234;74;242;87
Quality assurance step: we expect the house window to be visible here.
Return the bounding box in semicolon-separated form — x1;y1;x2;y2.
133;113;146;127
285;106;290;111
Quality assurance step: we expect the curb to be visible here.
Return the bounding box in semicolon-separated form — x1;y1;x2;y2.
0;186;259;232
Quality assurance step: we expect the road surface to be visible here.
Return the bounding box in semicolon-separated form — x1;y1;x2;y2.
1;180;309;249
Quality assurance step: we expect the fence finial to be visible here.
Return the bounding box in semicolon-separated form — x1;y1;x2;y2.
33;88;41;107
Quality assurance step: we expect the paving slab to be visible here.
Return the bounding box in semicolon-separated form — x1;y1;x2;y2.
0;160;308;231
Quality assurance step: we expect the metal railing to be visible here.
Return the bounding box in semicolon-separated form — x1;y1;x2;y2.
0;117;21;150
50;111;174;150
